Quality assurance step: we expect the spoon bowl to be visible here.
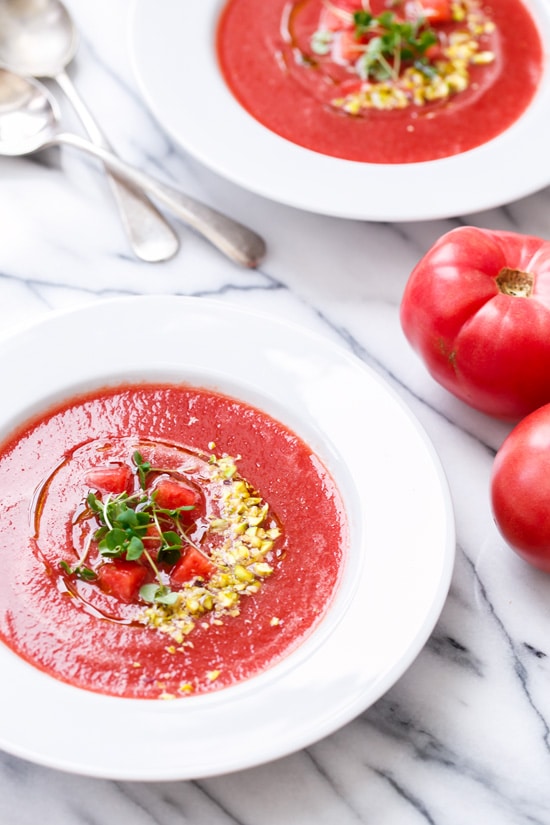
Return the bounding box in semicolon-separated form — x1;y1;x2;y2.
0;0;77;77
0;69;266;268
0;0;179;262
0;67;60;155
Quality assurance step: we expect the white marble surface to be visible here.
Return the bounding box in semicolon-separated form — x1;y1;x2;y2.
2;1;550;822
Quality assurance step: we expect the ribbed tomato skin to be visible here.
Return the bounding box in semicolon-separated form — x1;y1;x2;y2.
401;227;550;420
491;404;550;571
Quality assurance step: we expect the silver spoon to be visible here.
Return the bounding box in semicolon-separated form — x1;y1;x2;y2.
0;0;180;263
0;69;266;268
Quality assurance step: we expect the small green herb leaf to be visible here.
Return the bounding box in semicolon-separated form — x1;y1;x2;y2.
87;492;102;513
126;535;145;561
311;29;333;55
76;566;98;581
58;560;97;581
99;527;128;556
116;506;141;529
156;588;179;606
139;583;179;605
353;10;373;33
162;530;183;547
133;451;151;489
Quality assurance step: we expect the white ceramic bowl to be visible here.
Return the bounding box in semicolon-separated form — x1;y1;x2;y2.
0;296;454;779
130;0;550;220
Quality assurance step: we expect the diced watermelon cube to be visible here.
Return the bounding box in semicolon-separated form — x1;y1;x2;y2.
97;560;147;603
406;0;452;22
171;547;216;585
152;479;199;509
86;465;132;494
151;478;202;524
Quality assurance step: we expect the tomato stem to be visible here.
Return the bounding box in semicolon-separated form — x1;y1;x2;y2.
496;267;534;298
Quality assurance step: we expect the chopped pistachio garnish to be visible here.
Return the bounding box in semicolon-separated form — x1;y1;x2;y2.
140;451;282;643
207;670;221;682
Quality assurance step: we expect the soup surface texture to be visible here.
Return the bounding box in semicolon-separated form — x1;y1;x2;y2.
0;384;347;698
216;0;543;163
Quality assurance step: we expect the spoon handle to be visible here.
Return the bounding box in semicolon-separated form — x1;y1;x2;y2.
55;69;180;263
55;131;266;268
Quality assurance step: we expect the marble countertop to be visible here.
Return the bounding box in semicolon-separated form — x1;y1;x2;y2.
2;1;550;822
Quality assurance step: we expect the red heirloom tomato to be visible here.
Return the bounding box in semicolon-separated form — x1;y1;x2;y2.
400;227;550;420
491;405;550;572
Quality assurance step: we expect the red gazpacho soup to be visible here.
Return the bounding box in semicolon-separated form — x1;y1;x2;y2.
0;383;347;699
216;0;543;163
